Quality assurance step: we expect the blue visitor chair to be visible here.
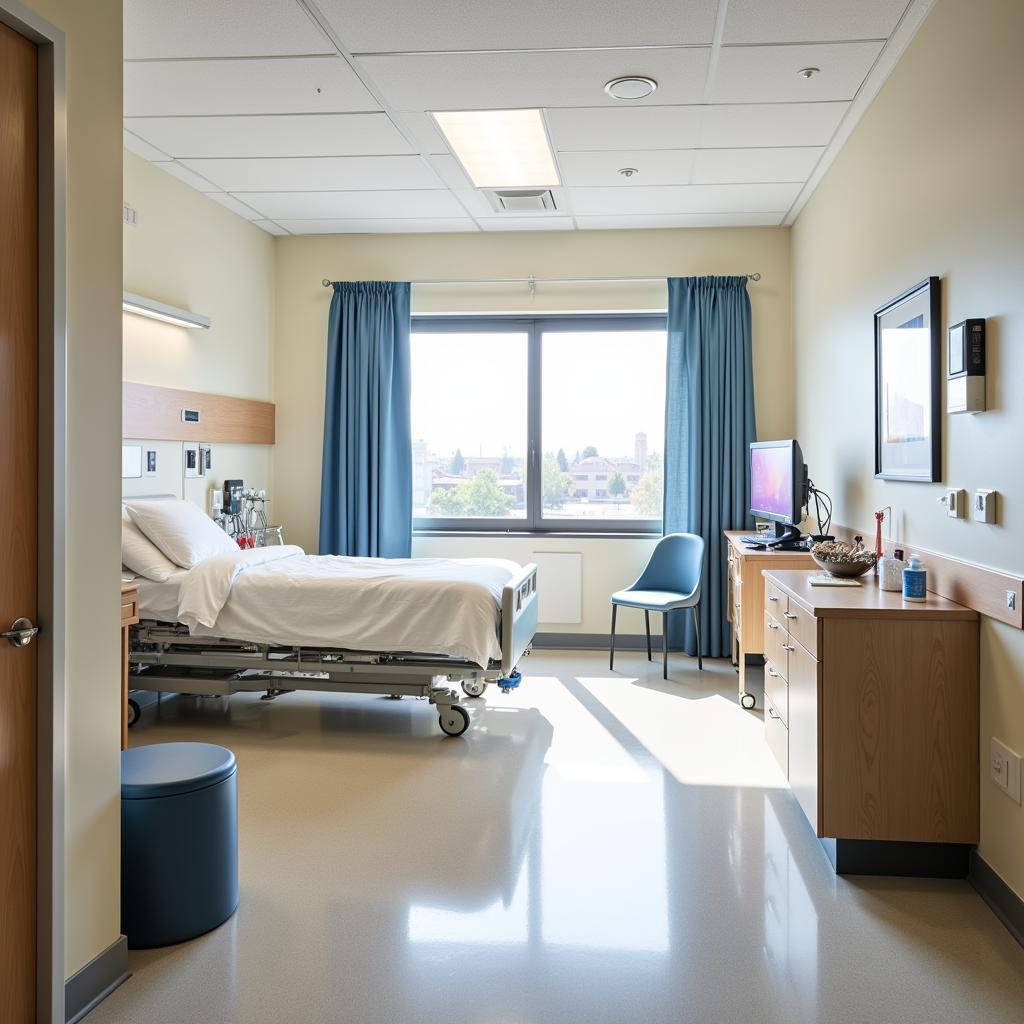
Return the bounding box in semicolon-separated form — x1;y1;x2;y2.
610;533;705;678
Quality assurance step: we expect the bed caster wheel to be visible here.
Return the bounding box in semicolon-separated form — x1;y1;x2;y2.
740;692;756;710
497;668;522;695
461;679;486;699
438;705;470;737
127;698;141;728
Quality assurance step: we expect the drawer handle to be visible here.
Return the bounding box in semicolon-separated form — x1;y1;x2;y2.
767;621;780;631
783;612;797;620
767;706;781;720
768;596;779;603
782;643;795;652
767;667;779;678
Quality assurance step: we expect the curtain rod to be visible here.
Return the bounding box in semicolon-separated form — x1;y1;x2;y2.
321;273;761;287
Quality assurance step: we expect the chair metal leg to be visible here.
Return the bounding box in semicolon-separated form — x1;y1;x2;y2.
609;604;617;671
662;611;669;680
692;604;703;671
644;610;652;662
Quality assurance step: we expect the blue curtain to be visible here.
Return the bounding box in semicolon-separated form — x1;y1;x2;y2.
319;281;412;558
664;276;756;658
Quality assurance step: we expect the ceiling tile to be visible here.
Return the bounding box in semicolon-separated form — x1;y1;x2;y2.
476;217;576;231
708;42;884;104
124;56;379;117
547;106;703;152
389;111;450;154
559;150;694;187
152;161;219;192
123;114;415;158
426;154;476;191
357;47;710;110
569;182;801;215
124;129;169;162
240;189;466;219
205;193;264;220
700;103;847;147
178;155;441;191
274;218;478;234
691;147;824;184
577;212;785;229
724;0;908;44
124;0;335;58
318;0;718;51
253;220;290;235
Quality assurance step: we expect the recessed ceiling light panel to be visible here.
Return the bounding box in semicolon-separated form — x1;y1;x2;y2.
432;109;560;189
604;76;658;100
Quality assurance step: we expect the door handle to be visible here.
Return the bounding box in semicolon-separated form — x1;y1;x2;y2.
2;617;39;648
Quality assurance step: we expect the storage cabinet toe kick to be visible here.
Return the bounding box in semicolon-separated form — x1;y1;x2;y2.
761;569;979;878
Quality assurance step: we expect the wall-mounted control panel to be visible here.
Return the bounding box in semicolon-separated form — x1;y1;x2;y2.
938;488;967;518
973;489;997;523
181;408;201;423
947;318;986;413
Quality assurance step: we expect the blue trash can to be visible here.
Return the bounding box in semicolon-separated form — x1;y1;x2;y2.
121;742;238;948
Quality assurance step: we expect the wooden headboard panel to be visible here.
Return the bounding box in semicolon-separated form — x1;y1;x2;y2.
123;382;275;445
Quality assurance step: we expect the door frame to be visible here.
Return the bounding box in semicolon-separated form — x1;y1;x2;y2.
0;3;67;1022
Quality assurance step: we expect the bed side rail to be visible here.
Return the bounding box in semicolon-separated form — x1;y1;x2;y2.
501;562;538;677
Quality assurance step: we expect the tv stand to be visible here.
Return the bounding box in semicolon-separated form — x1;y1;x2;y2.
764;521;802;548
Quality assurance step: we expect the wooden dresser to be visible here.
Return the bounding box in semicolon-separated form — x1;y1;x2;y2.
724;531;816;708
121;580;140;750
761;568;979;876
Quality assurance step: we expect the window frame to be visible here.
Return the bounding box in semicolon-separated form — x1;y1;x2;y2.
411;312;667;535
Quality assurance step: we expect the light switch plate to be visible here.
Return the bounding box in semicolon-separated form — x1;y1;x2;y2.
945;488;966;519
991;738;1022;804
973;489;996;523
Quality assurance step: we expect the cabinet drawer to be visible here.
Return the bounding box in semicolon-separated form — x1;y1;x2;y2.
764;658;787;725
763;610;789;679
765;697;788;777
781;600;818;657
764;577;788;616
121;591;139;627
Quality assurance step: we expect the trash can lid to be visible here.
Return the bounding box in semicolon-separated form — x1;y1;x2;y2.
121;742;236;799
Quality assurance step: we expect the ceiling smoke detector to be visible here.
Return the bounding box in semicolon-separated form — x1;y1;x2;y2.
604;76;657;100
797;67;821;79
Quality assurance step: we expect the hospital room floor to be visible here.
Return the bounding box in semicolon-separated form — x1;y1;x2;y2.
92;651;1024;1024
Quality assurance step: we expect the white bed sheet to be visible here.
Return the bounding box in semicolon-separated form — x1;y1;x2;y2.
135;570;189;623
140;547;521;669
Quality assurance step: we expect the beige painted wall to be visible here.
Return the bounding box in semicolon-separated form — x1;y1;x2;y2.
274;227;792;629
792;0;1024;897
123;152;276;506
16;0;124;979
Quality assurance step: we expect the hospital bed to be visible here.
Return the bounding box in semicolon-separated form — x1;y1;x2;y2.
126;544;539;738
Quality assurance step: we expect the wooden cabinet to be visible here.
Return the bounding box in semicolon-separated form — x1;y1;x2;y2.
762;569;979;875
723;532;816;708
121;581;140;750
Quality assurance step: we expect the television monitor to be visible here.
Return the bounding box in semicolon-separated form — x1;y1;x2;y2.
749;440;807;545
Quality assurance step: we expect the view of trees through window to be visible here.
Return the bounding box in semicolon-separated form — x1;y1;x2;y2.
410;319;666;527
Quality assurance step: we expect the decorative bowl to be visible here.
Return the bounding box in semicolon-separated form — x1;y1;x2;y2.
810;542;877;578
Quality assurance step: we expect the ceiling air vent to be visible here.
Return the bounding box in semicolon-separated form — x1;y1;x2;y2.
487;189;557;213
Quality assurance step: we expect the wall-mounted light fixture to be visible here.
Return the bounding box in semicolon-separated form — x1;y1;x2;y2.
122;292;210;330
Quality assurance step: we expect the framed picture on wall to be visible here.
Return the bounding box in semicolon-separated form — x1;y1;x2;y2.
874;277;941;482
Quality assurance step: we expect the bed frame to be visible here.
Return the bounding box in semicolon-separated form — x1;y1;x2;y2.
128;562;539;736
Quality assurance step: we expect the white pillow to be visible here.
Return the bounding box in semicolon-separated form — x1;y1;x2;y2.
126;499;237;569
121;508;180;582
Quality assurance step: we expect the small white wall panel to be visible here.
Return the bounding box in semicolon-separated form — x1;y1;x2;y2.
532;552;583;625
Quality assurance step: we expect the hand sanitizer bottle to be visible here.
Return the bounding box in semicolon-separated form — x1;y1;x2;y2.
902;553;927;602
878;547;905;592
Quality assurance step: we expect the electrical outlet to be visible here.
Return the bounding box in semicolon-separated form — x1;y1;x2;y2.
973;489;996;523
1008;591;1017;612
943;488;966;519
991;738;1022;804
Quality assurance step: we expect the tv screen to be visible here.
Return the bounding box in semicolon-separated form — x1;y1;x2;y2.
750;444;794;521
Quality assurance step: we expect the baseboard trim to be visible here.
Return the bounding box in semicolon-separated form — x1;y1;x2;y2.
65;935;130;1024
534;631;666;651
819;837;971;878
969;851;1024;949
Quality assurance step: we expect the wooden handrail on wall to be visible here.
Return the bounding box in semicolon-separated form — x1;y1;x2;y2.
832;523;1023;629
123;382;275;445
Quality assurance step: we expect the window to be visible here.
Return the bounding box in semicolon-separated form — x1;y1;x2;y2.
411;315;666;532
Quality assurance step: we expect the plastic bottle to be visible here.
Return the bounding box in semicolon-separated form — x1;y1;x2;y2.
878;547;906;592
902;553;927;602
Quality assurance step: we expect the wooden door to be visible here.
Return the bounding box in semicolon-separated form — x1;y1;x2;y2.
0;19;39;1024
